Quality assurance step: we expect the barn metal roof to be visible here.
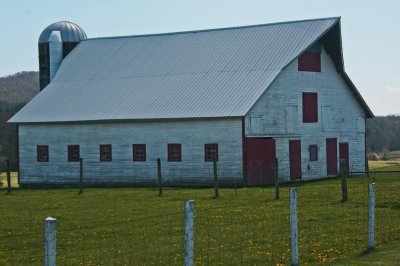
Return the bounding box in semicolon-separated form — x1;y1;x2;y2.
9;17;373;123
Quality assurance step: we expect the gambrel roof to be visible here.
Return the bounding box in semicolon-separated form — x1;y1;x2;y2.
9;17;373;123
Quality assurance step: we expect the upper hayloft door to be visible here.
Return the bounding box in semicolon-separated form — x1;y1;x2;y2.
289;140;302;180
246;138;276;185
326;138;338;175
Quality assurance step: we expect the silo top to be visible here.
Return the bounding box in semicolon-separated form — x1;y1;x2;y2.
38;21;87;43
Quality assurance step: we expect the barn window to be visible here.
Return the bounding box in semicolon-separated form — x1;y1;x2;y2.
298;51;321;72
205;144;218;162
133;144;146;161
100;144;112;161
37;145;49;162
303;92;318;123
68;145;80;162
309;145;318;161
168;144;181;162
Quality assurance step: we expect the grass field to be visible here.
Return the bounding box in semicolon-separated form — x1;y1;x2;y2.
0;163;399;265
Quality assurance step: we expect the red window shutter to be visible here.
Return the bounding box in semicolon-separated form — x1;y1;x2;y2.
298;52;321;72
37;145;49;162
68;145;80;162
168;144;182;162
204;144;218;162
133;144;146;161
100;144;112;161
303;93;318;123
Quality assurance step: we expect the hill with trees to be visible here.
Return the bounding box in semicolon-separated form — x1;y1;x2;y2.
366;115;400;153
0;71;39;170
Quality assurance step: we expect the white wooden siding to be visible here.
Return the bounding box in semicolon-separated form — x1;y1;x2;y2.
19;118;243;186
246;46;366;181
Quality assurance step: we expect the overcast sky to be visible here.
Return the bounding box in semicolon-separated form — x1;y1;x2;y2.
1;0;399;116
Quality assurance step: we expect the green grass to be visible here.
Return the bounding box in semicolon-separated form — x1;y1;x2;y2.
331;243;400;265
0;172;19;188
0;164;399;265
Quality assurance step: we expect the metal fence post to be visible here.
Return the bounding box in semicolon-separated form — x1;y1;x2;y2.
6;159;11;192
184;200;195;266
340;159;348;202
79;158;83;194
157;158;162;196
44;217;56;266
290;188;299;266
213;160;218;198
274;158;279;200
368;183;375;250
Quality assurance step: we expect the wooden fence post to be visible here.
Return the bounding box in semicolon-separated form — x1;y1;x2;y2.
213;160;219;198
340;159;348;202
6;159;11;192
184;200;195;266
368;183;376;250
274;158;279;200
79;158;83;194
157;158;162;196
290;188;299;266
44;217;56;266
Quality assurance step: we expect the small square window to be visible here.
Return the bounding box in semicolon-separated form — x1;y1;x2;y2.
37;145;49;162
100;144;112;162
68;145;80;162
168;144;181;162
133;144;146;161
309;145;318;161
205;144;218;162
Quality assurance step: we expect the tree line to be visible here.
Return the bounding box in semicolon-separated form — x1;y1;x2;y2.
366;115;400;152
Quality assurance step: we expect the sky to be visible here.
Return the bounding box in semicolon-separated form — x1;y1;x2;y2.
1;0;399;116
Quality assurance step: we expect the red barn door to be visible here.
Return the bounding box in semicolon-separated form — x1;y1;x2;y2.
326;138;338;176
289;140;302;180
339;143;349;172
246;138;276;185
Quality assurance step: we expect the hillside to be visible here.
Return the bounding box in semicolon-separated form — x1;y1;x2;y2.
0;71;39;169
366;115;400;152
0;71;39;106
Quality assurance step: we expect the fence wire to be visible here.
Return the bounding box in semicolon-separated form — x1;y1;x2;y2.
0;171;399;265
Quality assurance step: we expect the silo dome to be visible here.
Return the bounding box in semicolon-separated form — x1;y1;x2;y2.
38;21;87;44
38;21;87;90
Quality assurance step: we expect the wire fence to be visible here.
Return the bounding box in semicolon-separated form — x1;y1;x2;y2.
0;171;399;265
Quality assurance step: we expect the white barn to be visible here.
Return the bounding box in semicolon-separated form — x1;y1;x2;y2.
9;17;373;187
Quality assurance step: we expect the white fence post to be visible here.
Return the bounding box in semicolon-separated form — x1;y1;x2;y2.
368;183;376;250
184;200;195;266
290;188;299;266
44;217;56;266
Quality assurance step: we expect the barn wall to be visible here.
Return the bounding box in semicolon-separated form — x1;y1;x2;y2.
19;118;243;186
246;47;366;181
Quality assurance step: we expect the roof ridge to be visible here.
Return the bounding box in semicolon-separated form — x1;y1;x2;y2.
83;16;341;42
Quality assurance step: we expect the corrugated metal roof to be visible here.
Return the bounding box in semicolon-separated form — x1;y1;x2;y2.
11;17;342;123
